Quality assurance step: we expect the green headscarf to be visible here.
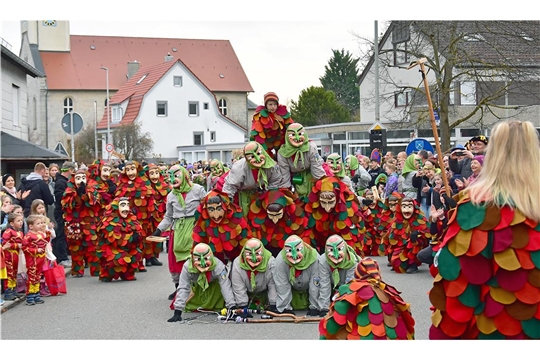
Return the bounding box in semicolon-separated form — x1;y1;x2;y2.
324;236;359;288
170;165;193;208
239;239;272;291
326;153;346;178
188;245;217;291
401;154;418;177
244;141;276;189
345;155;359;177
282;236;318;285
278;123;310;168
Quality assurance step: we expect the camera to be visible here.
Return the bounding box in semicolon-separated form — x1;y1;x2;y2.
454;151;465;156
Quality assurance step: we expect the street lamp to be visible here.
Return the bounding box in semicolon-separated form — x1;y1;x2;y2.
100;66;111;148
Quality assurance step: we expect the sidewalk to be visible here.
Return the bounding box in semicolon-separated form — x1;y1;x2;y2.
1;264;70;313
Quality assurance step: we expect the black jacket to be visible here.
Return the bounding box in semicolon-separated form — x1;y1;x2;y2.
18;175;54;217
54;173;69;218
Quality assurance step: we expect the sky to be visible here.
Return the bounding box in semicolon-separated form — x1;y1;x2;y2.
2;1;529;107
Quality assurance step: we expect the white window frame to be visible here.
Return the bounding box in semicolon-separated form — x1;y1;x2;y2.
112;105;123;124
193;132;204;145
157;101;168;116
189;101;199;116
210;131;216;142
460;81;477;105
12;85;19;126
63;97;74;115
218;98;228;116
173;76;183;87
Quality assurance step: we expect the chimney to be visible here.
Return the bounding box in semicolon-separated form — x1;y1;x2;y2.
127;60;140;79
164;53;174;62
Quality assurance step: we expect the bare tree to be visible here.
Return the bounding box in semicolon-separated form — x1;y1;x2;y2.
74;125;99;164
356;21;540;150
112;120;153;161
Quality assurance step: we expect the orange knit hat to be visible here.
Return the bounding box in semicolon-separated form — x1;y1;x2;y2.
264;92;279;107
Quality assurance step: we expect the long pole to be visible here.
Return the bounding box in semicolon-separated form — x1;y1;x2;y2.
70;111;75;162
94;100;98;159
100;66;111;147
407;58;450;197
374;20;380;122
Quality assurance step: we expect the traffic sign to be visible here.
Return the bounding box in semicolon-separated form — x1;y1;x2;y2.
406;138;435;155
106;143;114;152
61;112;83;135
54;142;68;157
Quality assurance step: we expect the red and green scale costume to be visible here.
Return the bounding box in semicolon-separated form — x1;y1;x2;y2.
319;258;415;340
304;177;365;256
192;190;248;263
250;104;294;157
379;193;404;257
428;192;540;339
61;173;102;277
144;165;171;261
247;189;309;257
88;159;117;215
362;200;388;257
96;197;143;281
384;200;431;273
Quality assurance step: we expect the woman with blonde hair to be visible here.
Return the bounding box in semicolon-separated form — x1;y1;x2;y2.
429;120;540;340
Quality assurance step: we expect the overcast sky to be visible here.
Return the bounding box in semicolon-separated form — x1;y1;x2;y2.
1;1;528;106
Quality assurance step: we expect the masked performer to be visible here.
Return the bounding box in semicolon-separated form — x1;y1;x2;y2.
168;243;237;322
383;196;430;274
277;123;326;199
318;234;360;317
304;177;365;257
151;164;206;300
222;141;284;216
319;257;415;340
144;163;171;267
114;160;155;272
249;91;294;159
325;153;356;195
61;169;101;277
192;190;248;264
379;192;404;264
247;188;309;258
206;159;229;192
273;235;321;315
88;160;117;216
361;189;388;257
230;238;277;312
96;197;143;281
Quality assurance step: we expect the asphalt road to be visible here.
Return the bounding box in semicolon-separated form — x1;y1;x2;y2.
0;254;434;340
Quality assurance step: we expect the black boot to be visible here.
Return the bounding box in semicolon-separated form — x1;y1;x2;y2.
150;257;163;266
168;283;179;300
145;258;152;267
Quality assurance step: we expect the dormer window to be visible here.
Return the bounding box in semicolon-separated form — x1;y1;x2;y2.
136;74;148;85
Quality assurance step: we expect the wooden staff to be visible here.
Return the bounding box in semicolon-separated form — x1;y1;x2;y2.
407;58;451;197
236;317;322;324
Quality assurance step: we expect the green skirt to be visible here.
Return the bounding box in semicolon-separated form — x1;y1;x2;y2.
239;190;259;217
293;171;314;199
185;280;226;312
173;217;196;263
291;288;310;310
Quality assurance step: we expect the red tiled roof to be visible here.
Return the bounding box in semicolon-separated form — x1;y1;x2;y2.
40;35;254;92
96;59;246;132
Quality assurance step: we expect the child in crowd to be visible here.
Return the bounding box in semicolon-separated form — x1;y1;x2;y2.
21;214;48;305
11;205;27;234
2;212;25;301
30;199;56;241
1;194;14;231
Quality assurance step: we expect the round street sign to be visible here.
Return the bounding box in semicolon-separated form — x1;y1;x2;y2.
106;143;114;152
61;112;84;135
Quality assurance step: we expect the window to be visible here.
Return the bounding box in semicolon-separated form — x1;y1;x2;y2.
203;103;209;110
189;102;199;116
461;128;481;137
348;131;370;140
210;131;216;142
12;85;19;126
395;90;410;107
157;101;168;116
392;21;411;44
332;133;346;140
194;132;204;146
218;99;227;116
393;42;408;66
63;97;74;115
173;76;183;87
112;106;123;123
460;82;476;105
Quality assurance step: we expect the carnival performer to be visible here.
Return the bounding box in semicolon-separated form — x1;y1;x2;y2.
273;235;321;316
114;160;155;272
360;189;387;257
277;122;326;200
150;164;206;300
325;153;357;195
379;192;403;263
222;141;284;216
167;243;237;322
95;197;143;282
383;196;430;274
230;238;277;312
319;257;415;340
249;91;294;159
247;188;309;258
2;212;25;301
429;120;540;340
206;159;229;191
88;159;117;216
144;163;171;267
21;215;48;305
192;189;248;264
318;234;360;316
304;176;365;257
61;169;101;277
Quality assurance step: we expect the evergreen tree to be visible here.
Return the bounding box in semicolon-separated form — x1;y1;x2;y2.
290;86;351;126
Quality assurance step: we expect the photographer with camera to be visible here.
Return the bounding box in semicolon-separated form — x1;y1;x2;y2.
448;135;488;179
